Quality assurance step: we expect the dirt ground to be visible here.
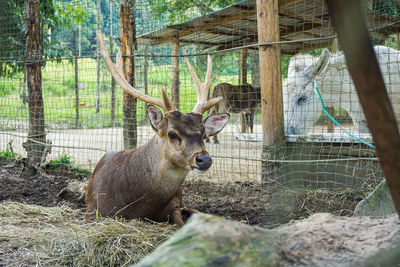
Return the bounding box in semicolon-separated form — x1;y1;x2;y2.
0;158;362;227
1;159;399;266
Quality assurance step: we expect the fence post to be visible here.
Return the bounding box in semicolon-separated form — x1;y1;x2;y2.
110;0;116;127
171;41;180;110
23;0;48;164
74;28;80;128
121;0;138;149
256;0;284;181
96;0;101;113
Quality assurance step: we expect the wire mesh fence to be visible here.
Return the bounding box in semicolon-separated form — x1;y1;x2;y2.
0;0;399;194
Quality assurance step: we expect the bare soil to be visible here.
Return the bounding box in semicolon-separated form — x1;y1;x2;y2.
0;159;361;228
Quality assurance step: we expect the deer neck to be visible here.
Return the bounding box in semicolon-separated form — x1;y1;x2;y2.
143;135;190;191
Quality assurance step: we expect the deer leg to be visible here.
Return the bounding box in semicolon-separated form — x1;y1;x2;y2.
158;196;184;226
176;187;199;216
246;112;255;133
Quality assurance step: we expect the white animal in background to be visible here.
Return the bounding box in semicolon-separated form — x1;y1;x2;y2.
283;46;400;135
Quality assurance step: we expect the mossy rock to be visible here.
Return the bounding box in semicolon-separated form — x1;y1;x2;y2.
354;180;396;216
135;214;282;267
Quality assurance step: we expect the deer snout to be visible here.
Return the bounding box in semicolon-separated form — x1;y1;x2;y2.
195;155;212;171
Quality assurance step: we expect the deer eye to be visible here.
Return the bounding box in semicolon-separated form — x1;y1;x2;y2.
168;131;181;143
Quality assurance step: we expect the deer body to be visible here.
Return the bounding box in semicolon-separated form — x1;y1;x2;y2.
85;31;229;226
208;83;261;143
85;137;186;221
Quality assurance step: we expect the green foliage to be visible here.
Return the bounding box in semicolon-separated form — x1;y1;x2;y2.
148;0;238;24
47;154;91;178
0;80;16;96
0;142;21;162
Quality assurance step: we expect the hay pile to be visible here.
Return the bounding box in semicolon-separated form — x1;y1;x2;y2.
0;201;177;266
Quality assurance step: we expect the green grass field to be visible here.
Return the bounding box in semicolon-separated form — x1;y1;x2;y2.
0;58;247;130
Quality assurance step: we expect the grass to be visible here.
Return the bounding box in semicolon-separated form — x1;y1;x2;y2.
0;58;245;129
0;141;21;162
46;154;92;178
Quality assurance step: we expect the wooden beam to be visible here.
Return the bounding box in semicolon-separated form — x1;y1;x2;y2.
325;0;400;216
257;0;284;147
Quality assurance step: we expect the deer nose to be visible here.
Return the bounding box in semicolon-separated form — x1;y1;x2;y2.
195;155;212;170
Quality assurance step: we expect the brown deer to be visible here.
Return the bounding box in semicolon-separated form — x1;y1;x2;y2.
85;31;229;226
207;83;261;143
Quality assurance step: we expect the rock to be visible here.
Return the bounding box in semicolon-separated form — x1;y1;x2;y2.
135;212;400;267
354;180;396;216
135;213;282;267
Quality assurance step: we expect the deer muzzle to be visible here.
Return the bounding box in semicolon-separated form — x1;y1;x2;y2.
193;155;212;173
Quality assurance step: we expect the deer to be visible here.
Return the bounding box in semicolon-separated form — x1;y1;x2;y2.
207;83;261;143
85;31;230;226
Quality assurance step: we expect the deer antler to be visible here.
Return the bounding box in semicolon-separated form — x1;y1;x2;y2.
97;30;175;112
185;55;222;114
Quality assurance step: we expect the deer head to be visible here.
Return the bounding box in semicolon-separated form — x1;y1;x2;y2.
97;31;229;173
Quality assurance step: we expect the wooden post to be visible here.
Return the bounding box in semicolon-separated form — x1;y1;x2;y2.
110;0;116;127
144;44;149;111
325;0;400;216
398;33;400;51
326;106;334;133
256;0;284;147
241;45;248;133
96;0;101;113
23;0;48;164
121;0;137;149
74;28;80;128
241;46;248;85
330;29;338;53
171;41;180;110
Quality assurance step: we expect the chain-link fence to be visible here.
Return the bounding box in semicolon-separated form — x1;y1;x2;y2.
1;0;399;193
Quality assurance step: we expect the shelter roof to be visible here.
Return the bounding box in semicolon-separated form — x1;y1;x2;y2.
137;0;400;54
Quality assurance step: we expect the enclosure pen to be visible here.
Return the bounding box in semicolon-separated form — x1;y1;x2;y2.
0;0;400;266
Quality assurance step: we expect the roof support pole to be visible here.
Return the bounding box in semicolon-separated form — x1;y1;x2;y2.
257;0;284;183
171;41;180;110
256;0;284;147
241;44;248;133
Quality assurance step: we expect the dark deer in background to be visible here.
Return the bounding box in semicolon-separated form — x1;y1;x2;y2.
85;31;229;226
207;83;261;143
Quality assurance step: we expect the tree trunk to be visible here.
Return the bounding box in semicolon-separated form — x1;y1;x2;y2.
23;0;48;164
121;0;137;149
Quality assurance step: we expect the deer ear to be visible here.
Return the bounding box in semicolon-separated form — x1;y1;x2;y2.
204;113;230;137
147;105;163;132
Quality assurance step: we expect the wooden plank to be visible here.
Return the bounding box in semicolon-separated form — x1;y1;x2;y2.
257;0;284;146
325;0;400;215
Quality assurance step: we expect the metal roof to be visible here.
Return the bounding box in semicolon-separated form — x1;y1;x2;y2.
137;0;400;54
